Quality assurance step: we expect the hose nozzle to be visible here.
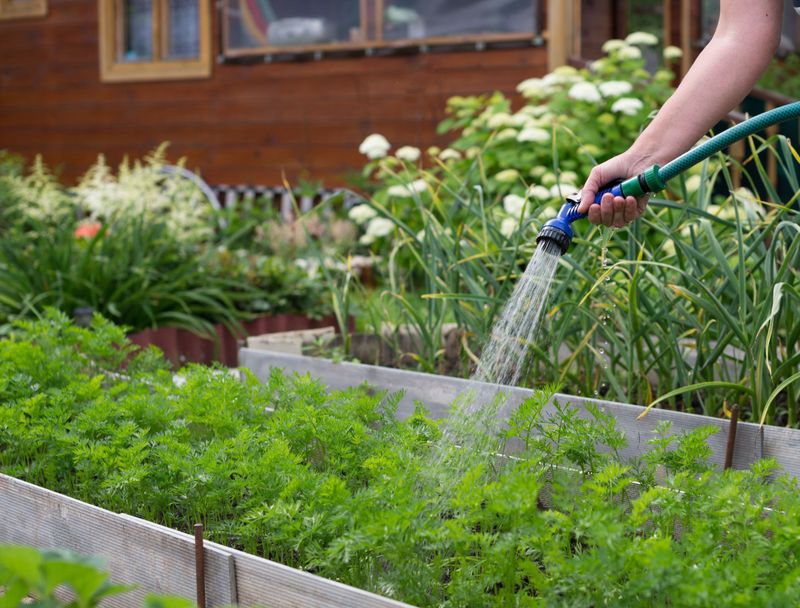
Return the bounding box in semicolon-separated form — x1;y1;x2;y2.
534;167;664;255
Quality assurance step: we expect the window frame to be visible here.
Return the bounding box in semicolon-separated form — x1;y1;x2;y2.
221;0;541;60
98;0;212;83
0;0;47;20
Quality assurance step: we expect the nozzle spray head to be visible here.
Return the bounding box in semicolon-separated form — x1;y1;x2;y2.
534;193;585;255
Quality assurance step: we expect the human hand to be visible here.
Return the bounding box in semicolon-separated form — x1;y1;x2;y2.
576;153;649;227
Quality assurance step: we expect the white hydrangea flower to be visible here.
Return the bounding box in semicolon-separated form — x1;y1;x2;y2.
560;171;578;184
568;82;601;103
358;134;391;159
684;174;702;193
529;166;548;179
516;78;548;98
439;148;461;161
465;146;481;159
348;203;377;224
426;146;441;157
591;58;608;72
365;217;395;238
543;72;580;87
611;97;644;115
663;45;684;60
495;128;518;141
509;112;530;127
540;172;557;186
500;217;518;238
359;233;376;245
527;185;552;201
617;45;642;60
550;184;579;198
503;194;527;217
660;239;677;258
521;105;550;118
625;31;658;46
487;112;513;129
538;205;558;220
598;80;633;97
396;146;421;162
494;169;520;183
601;39;626;53
517;127;550;143
387;179;427;198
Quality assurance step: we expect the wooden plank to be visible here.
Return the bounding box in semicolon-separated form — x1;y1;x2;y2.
0;475;236;608
236;349;800;479
218;545;414;608
0;474;414;608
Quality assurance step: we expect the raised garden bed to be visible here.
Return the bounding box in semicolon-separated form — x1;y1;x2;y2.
3;316;800;607
239;348;800;478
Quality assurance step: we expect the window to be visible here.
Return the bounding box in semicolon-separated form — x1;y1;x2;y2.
222;0;540;59
0;0;47;20
98;0;211;82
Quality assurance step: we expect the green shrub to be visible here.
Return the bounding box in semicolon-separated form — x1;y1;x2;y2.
2;311;800;606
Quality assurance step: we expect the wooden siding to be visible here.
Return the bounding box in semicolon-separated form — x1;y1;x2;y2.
0;0;549;186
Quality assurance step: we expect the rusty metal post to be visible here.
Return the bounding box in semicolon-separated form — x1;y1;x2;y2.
194;523;206;608
724;405;740;470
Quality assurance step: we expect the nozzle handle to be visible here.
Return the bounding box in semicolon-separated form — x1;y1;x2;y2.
593;179;624;204
565;178;624;220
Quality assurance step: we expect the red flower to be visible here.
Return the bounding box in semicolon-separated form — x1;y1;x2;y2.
74;222;102;240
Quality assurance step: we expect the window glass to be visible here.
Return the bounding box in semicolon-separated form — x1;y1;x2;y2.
382;0;537;41
166;0;200;59
225;0;361;50
121;0;153;62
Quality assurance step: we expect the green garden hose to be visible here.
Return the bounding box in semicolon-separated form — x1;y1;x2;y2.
536;101;800;254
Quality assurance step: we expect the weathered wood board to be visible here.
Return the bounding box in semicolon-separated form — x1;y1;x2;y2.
239;349;800;480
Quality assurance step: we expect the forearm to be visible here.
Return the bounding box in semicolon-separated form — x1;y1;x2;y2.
626;2;781;172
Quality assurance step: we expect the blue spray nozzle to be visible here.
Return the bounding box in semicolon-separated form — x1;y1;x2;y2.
535;180;624;255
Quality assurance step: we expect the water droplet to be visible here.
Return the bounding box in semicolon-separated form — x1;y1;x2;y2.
598;347;604;355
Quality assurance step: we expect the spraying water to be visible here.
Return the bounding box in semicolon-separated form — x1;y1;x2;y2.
472;239;562;388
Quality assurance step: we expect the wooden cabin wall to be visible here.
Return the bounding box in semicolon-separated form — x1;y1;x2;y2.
0;0;550;187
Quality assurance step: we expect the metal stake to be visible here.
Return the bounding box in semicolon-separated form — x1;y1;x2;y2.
194;523;206;608
724;405;740;470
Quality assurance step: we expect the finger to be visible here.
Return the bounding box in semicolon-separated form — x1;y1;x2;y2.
578;168;602;214
623;196;638;223
587;202;602;224
600;193;614;226
612;196;627;227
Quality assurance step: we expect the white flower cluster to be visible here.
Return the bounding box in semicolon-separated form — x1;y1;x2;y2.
568;82;602;103
598;80;633;97
395;146;420;162
358;134;391;159
387;179;427;198
625;31;659;46
73;146;211;242
610;97;644;115
4;156;74;223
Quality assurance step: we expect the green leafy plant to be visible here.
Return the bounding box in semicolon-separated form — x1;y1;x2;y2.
759;54;800;99
2;311;800;606
0;544;194;608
